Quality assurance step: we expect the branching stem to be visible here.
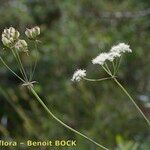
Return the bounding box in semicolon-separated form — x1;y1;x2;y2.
84;77;115;82
15;50;28;81
30;40;38;81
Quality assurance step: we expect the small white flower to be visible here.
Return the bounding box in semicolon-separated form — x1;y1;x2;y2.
71;69;86;82
92;43;132;66
92;52;109;65
110;43;132;54
107;51;121;62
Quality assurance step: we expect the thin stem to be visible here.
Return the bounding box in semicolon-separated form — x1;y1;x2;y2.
104;63;112;75
112;61;116;75
29;87;109;150
30;41;38;81
101;65;112;76
113;77;150;126
115;57;122;74
15;50;28;81
84;77;115;82
0;57;25;83
11;49;26;80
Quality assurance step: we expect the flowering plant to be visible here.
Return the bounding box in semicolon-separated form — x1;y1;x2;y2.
72;43;150;127
1;26;149;150
1;27;109;150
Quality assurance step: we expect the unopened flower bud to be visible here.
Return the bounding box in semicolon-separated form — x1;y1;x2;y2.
15;40;28;52
25;26;40;39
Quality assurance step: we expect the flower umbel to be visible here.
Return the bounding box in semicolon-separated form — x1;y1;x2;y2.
110;43;132;54
2;27;20;48
72;69;86;82
72;42;150;126
92;52;110;65
92;43;132;66
25;26;40;39
1;26;40;83
15;39;28;52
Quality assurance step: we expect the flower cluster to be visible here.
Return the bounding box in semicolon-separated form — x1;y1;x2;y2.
2;27;20;48
72;43;132;82
92;52;110;65
1;26;40;52
15;40;28;52
92;43;132;65
71;69;86;82
110;43;132;53
25;26;40;39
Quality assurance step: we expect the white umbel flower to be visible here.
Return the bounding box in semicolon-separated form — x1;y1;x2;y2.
71;69;86;82
107;51;121;62
92;52;109;65
110;43;132;54
92;43;132;65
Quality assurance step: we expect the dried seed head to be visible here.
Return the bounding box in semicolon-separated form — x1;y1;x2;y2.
15;39;28;52
33;26;40;36
2;27;20;48
2;37;11;47
25;26;40;39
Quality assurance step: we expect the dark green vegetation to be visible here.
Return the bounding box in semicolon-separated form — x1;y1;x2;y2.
0;0;150;149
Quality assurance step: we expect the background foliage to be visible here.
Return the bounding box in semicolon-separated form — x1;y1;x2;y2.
0;0;150;149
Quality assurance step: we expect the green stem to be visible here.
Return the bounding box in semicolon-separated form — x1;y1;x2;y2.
84;77;115;82
11;49;26;80
113;77;150;127
112;61;116;75
30;41;38;81
0;57;25;83
104;63;112;75
11;49;28;81
101;66;112;76
115;57;122;74
29;87;109;150
15;50;28;81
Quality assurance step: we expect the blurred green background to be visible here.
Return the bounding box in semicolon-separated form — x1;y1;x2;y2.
0;0;150;149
